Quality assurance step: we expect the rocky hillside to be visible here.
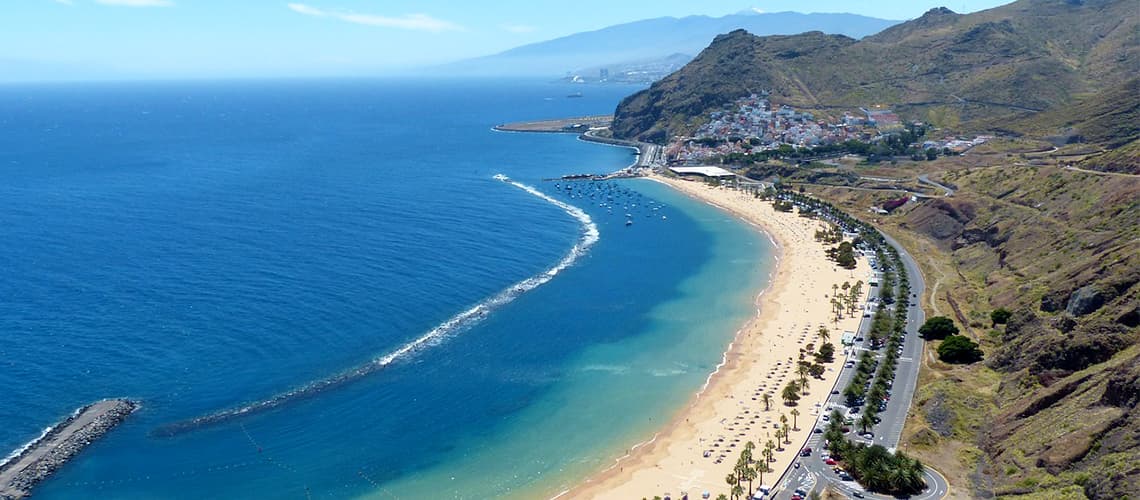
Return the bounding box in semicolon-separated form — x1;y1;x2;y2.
899;165;1139;498
612;0;1138;143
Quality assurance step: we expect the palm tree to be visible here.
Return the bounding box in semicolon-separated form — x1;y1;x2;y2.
725;473;738;500
755;460;773;487
779;413;788;429
859;411;875;434
797;363;809;390
717;495;729;500
782;422;791;444
817;326;830;344
731;484;745;500
832;283;839;298
790;408;800;431
761;392;772;412
764;440;776;462
741;463;758;496
782;381;800;406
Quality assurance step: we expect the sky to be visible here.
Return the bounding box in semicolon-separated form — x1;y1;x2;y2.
2;0;1013;81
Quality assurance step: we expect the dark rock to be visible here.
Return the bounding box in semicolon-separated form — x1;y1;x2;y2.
1040;290;1069;313
1066;285;1106;316
923;391;955;437
1118;307;1140;328
1052;314;1078;333
1101;356;1140;408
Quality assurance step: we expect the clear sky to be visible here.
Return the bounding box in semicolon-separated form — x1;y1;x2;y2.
2;0;1012;81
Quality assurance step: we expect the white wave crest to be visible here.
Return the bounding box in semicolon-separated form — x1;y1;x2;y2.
157;174;599;436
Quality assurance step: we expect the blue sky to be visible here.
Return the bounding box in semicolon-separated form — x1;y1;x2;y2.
3;0;1011;81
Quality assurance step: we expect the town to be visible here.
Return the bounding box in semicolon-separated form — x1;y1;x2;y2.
665;93;991;166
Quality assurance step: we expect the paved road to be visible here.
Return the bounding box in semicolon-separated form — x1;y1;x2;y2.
769;233;946;500
917;175;954;197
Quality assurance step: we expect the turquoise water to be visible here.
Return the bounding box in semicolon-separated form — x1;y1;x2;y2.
0;79;772;498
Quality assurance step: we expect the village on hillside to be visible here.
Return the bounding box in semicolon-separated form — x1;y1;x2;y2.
665;93;992;165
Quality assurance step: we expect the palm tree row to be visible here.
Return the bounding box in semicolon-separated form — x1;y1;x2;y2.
723;441;774;500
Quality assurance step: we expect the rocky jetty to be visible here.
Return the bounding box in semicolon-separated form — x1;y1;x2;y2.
0;399;138;499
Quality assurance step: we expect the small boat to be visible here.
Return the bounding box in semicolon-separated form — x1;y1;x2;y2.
625;219;633;226
567;92;583;98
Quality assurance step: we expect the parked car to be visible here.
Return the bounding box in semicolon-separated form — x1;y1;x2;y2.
825;458;837;465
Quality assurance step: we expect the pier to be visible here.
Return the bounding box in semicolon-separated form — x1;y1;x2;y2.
1;399;138;499
492;115;612;133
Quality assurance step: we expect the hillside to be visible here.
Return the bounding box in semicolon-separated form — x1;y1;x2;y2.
436;12;897;77
900;165;1139;498
613;0;1139;143
994;78;1140;173
796;153;1139;498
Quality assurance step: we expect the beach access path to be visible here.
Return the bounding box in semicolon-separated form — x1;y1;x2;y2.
563;175;872;500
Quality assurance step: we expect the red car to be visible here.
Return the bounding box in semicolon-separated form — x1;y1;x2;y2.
825;458;838;465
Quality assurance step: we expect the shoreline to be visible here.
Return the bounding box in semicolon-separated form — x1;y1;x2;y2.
562;174;870;499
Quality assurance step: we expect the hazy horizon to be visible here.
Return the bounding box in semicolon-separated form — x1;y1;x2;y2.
4;0;1012;82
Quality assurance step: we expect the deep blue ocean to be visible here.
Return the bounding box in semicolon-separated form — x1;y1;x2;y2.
0;79;773;499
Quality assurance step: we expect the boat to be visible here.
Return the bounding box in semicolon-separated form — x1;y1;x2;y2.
625;219;633;226
567;92;583;98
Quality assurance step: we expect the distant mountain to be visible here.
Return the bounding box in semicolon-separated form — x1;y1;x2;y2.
438;12;899;77
613;0;1139;143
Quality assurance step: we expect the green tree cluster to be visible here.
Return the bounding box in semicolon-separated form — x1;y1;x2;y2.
938;335;983;364
823;411;927;495
990;308;1012;326
918;316;959;340
826;241;858;269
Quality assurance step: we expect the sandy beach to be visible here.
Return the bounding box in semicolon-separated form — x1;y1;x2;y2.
563;174;871;499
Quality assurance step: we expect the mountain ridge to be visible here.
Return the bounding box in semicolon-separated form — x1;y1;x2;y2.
436;12;899;77
612;0;1139;143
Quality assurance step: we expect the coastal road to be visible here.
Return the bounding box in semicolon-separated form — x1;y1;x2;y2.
770;233;943;500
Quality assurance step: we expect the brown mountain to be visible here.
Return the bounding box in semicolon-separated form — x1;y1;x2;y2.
612;0;1139;144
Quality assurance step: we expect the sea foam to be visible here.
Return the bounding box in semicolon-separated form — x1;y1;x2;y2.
154;175;598;437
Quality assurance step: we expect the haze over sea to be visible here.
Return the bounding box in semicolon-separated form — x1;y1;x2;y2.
0;79;772;499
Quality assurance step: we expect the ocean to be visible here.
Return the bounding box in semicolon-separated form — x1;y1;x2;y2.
0;78;773;499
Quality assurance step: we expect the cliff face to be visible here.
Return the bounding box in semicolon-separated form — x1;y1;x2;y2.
612;0;1139;144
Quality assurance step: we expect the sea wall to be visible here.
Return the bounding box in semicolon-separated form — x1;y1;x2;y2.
0;399;138;499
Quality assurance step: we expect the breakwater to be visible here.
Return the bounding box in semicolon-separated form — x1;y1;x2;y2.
0;399;138;499
492;115;612;133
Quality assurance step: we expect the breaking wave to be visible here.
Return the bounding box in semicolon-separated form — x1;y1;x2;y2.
153;174;599;437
